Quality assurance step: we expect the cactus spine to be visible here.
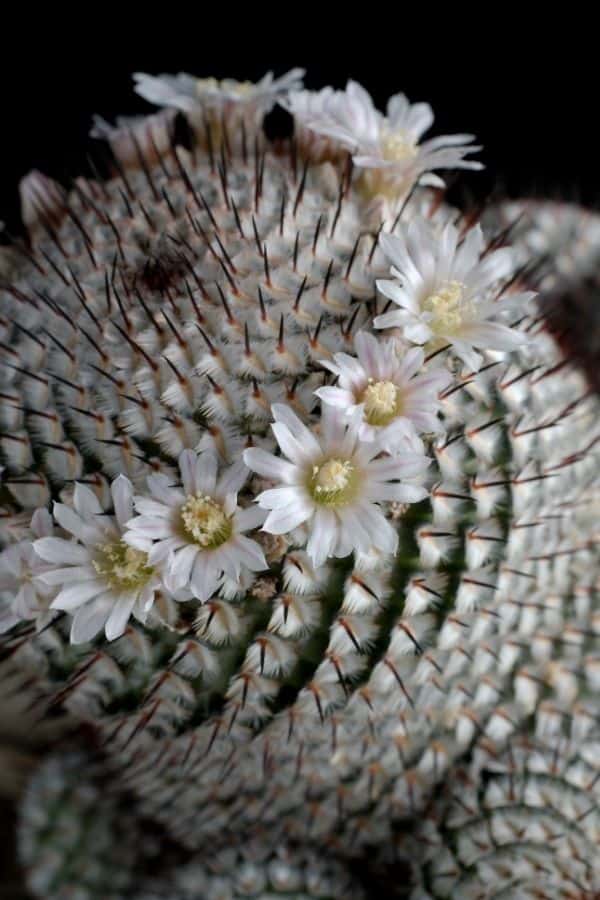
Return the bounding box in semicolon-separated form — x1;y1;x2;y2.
0;71;598;898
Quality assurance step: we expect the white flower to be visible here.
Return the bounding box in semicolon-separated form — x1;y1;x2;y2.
90;109;175;167
34;478;161;644
0;509;57;633
133;69;304;122
243;404;430;567
124;450;267;602
285;81;480;192
315;331;451;452
375;221;533;371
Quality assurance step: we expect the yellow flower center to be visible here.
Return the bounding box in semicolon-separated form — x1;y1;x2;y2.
380;130;418;164
180;495;232;548
361;379;403;426
196;77;254;98
93;541;154;591
309;458;358;506
422;280;471;336
354;130;418;202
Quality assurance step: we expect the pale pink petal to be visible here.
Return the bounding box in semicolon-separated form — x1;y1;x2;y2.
179;449;201;495
314;386;357;409
38;566;96;586
243;448;300;485
195;451;219;495
369;454;430;481
132;498;172;518
263;502;313;535
34;538;90;566
190;557;219;601
70;594;112;644
231;535;267;571
336;507;373;554
271;404;322;458
306;509;337;566
111;475;134;528
73;483;104;519
357;504;399;554
450;340;484;372
216;459;248;498
166;544;199;591
31;508;53;538
147;474;185;506
272;422;317;467
367;482;428;502
105;594;137;641
124;516;173;539
256;486;306;510
51;579;106;612
148;537;187;565
234;505;267;531
459;322;528;352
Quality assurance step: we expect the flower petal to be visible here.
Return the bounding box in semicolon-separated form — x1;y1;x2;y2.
34;538;90;566
263;502;312;535
243;448;300;485
73;483;104;519
105;594;137;641
70;594;112;644
306;508;338;566
111;475;134;528
195;451;219;496
51;579;106;612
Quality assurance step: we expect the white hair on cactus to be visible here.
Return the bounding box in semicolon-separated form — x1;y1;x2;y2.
0;64;598;900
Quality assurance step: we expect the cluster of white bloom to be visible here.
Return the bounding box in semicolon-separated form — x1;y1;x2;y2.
2;67;599;900
0;72;536;645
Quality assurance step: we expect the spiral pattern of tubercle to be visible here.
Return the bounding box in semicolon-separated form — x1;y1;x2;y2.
396;710;600;898
20;750;363;900
19;752;140;899
1;111;599;895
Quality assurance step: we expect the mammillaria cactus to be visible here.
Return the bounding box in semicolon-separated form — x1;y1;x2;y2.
0;69;599;898
20;749;361;899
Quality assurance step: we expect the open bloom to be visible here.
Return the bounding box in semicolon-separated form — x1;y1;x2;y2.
243;404;430;566
134;69;304;123
34;478;161;644
124;450;267;601
315;331;451;452
0;509;57;633
375;221;532;371
285;81;480;194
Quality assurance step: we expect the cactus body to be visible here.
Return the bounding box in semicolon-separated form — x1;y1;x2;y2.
0;73;598;897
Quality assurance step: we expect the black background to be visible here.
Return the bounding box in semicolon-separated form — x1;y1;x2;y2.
0;20;595;230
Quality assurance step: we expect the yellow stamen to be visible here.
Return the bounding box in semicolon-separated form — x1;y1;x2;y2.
380;130;418;164
355;129;418;201
180;495;232;548
93;541;154;591
196;77;254;98
309;458;358;506
422;280;471;336
362;379;403;426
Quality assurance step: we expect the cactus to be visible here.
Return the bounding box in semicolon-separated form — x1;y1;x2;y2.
20;748;361;899
19;751;143;899
1;71;599;898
